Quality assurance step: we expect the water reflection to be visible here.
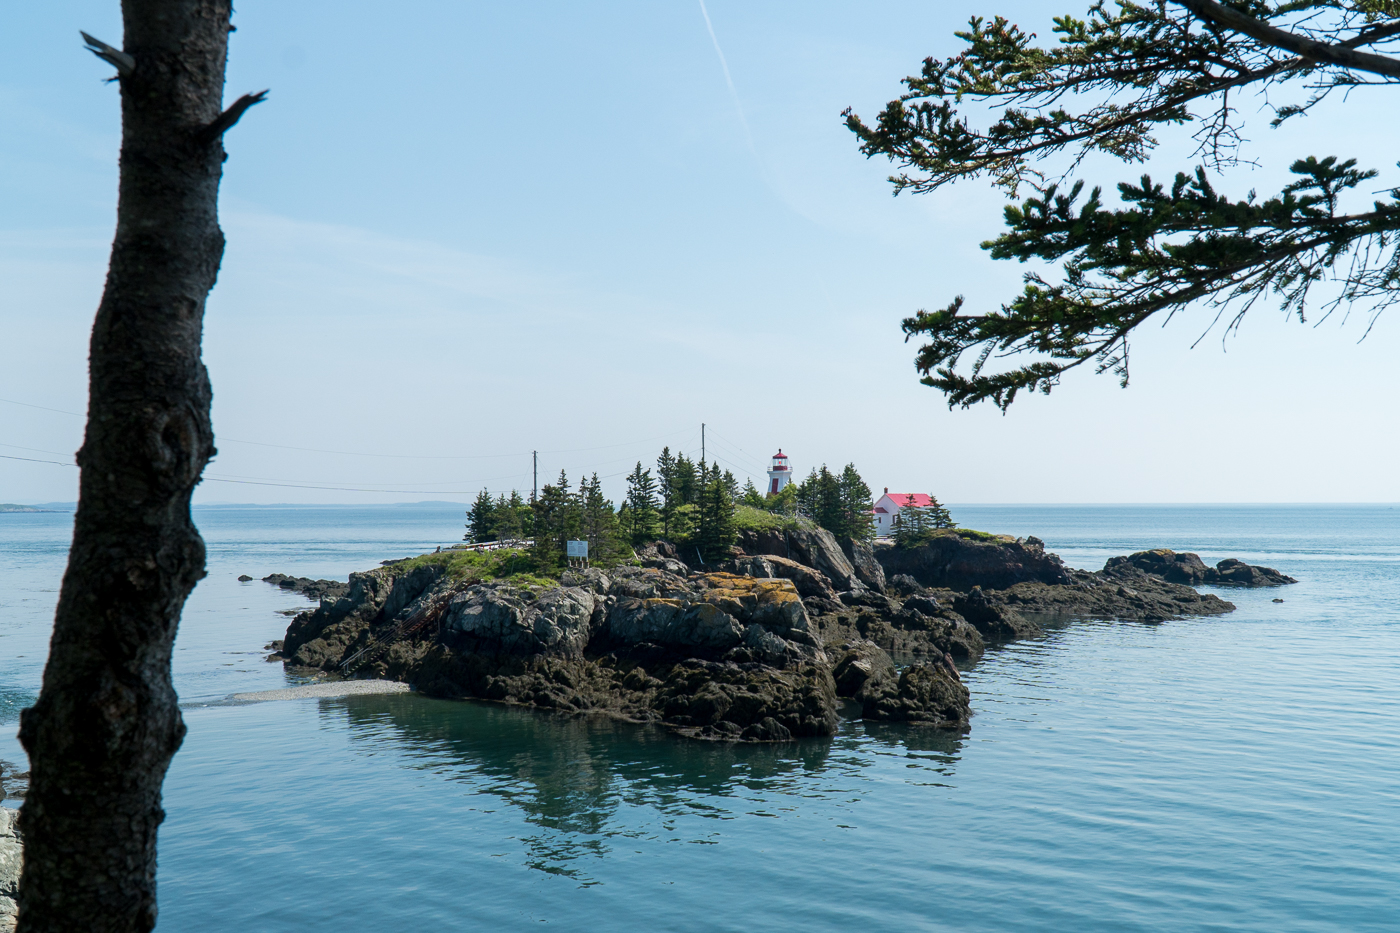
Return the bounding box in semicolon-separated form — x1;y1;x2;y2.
321;693;965;878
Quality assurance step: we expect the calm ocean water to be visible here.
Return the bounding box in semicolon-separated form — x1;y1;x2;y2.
1;503;1397;931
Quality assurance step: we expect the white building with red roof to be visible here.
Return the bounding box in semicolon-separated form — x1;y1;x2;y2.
871;489;934;538
766;449;793;495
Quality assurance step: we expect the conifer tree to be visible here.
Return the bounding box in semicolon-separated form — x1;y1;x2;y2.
673;453;698;506
656;446;678;537
530;471;579;570
494;491;526;543
696;474;737;562
814;466;843;534
722;469;740;500
741;477;766;509
927;495;955;529
794;468;821;518
466;489;497;543
845;1;1400;409
580;472;625;561
892;494;929;547
838;463;876;542
624;461;661;545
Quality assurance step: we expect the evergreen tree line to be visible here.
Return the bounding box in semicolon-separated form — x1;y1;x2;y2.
464;446;925;568
462;449;743;567
621;447;737;562
465;472;627;569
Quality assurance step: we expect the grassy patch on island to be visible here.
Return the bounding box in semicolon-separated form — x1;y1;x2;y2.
384;547;559;588
732;505;814;534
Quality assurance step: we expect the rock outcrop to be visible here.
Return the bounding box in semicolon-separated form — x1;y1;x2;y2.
261;573;350;603
0;763;25;804
277;526;1294;743
875;532;1072;590
738;527;864;592
839;536;887;593
1105;550;1298;587
282;557;971;740
1;807;20;933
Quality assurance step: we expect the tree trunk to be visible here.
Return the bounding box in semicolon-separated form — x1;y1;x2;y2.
17;2;233;930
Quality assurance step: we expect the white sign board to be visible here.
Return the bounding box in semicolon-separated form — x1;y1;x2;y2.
566;540;589;558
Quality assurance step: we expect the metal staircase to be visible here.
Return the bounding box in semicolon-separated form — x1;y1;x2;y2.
338;593;450;676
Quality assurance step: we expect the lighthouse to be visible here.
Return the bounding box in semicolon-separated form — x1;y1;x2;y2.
767;449;793;495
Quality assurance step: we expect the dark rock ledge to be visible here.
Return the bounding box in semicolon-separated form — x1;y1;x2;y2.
272;529;1293;742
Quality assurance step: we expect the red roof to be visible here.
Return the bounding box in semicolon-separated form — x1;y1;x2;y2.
771;451;787;459
883;493;934;508
873;507;888;514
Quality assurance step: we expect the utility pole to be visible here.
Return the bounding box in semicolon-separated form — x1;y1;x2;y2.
532;450;537;502
701;423;705;464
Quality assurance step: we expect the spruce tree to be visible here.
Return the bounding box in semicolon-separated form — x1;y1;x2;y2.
697;474;737;562
624;461;660;545
926;495;955;529
722;468;739;500
530;472;579;571
813;465;843;535
656;446;678;538
580;472;624;561
495;491;526;543
466;489;497;543
673;453;698;505
741;477;766;509
838;463;876;542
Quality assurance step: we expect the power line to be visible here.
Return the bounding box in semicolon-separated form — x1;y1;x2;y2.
0;442;75;457
0;453;75;467
2;397;692;463
0;397;82;417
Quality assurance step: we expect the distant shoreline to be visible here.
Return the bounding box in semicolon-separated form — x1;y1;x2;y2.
0;504;65;513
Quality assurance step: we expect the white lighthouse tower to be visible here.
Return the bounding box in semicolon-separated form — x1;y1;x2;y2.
767;449;793;495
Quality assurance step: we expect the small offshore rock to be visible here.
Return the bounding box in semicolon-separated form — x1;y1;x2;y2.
1104;550;1297;587
262;573;350;603
237;574;253;582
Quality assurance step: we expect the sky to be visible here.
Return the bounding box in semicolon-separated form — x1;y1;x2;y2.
1;1;1396;506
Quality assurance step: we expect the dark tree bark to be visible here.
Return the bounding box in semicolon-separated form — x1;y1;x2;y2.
17;2;244;930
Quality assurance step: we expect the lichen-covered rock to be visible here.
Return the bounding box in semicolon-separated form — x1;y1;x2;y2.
693;573;812;638
756;555;838;601
739;527;863;592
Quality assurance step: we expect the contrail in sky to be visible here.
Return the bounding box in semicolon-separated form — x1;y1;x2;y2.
696;0;762;163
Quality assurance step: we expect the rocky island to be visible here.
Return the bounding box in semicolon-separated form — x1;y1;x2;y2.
271;527;1294;743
